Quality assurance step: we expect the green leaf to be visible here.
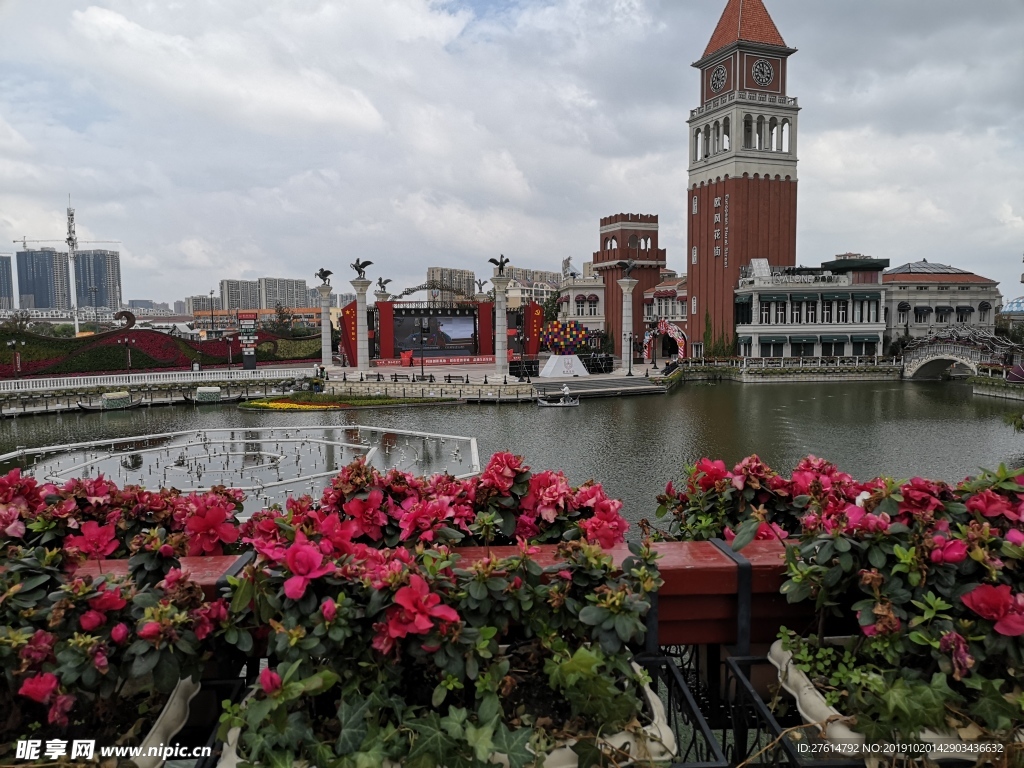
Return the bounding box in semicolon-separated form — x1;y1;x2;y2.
335;697;370;756
731;518;761;551
478;693;501;723
492;724;534;768
867;546;887;569
229;577;254;614
408;713;456;764
465;722;495;762
131;649;160;678
432;683;447;708
152;652;180;692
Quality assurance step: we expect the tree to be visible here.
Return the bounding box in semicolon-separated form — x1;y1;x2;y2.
265;303;294;336
0;310;32;333
541;292;561;322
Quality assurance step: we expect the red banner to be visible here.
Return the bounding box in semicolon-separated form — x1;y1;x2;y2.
377;302;394;359
477;302;494;356
340;301;358;365
373;355;496;367
525;301;544;357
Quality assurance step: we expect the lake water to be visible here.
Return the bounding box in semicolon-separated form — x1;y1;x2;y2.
2;380;1021;523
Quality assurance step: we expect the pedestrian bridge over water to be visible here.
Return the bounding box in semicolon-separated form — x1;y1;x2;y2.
902;327;1021;379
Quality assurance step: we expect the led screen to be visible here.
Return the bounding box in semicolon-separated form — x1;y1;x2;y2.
393;315;476;357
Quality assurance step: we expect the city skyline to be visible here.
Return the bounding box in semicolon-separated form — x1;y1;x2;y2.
0;2;1021;305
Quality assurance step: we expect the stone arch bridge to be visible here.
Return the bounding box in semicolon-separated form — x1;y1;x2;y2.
902;327;1020;379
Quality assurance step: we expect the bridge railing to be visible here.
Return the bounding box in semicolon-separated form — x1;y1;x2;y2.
675;356;902;369
903;343;1002;366
0;368;314;394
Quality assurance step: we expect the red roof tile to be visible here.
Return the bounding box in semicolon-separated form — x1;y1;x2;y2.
703;0;787;58
882;273;996;285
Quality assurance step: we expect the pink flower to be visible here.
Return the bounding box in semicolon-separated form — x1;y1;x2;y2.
1006;528;1024;547
184;497;240;556
724;522;789;543
48;693;76;727
480;452;527;494
138;622;163;641
64;521;118;560
521;470;575;524
0;505;25;539
575;483;609;509
939;632;974;681
966;490;1018;521
19;631;56;667
321;598;337;623
514;513;540;540
19;672;59;704
283;534;334;600
398;498;453;543
898;477;947;517
343;490;388;541
259;668;282;695
961;584;1024;636
930;536;968;565
88;583;126;613
79;610;106;632
110;623;129;644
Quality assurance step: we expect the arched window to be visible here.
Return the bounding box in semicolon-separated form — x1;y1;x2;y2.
743;115;753;148
628;234;638;249
769;117;779;151
646;237;652;250
781;119;791;153
610;237;618;249
691;246;697;264
703;125;711;158
693;130;701;162
603;237;609;250
756;116;765;150
692;196;698;215
723;117;731;151
713;121;721;154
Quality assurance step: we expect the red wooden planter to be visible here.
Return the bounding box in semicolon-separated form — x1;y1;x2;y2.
76;555;246;601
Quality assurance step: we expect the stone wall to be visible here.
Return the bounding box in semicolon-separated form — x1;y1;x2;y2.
668;365;903;384
326;380;534;402
971;379;1024;402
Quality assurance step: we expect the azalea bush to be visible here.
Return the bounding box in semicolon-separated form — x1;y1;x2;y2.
0;546;231;751
219;524;663;765
657;453;1024;747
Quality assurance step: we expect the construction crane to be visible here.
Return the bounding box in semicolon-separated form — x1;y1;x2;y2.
14;197;120;334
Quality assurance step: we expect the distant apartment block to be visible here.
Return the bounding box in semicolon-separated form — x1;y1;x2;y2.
17;248;71;310
336;292;356;307
220;279;261;310
493;265;562;289
258;277;307;309
75;250;122;310
185;294;222;315
129;299;154;310
426;267;476;303
307;287;340;307
173;300;187;315
0;256;13;310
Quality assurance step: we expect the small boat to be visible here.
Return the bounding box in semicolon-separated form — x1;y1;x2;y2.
78;399;142;412
183;393;244;405
537;396;580;407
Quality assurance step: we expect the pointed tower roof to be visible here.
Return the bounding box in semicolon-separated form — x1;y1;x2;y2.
703;0;787;58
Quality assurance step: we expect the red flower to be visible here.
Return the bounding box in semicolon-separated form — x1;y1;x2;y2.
578;499;629;548
381;574;460;644
19;630;56;667
898;477;947;517
961;584;1024;636
19;672;59;704
283;534;334;600
398;498;453;542
930;536;968;565
0;505;25;539
79;610;106;632
88;583;126;613
690;458;730;492
480;452;527;494
1007;529;1024;547
48;693;76;727
110;623;129;644
724;522;788;544
64;521;118;560
259;667;282;695
939;632;974;681
966;490;1018;521
138;622;163;641
184;497;240;556
343;490;388;540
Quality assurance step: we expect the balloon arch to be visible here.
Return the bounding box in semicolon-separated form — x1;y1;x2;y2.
642;319;687;360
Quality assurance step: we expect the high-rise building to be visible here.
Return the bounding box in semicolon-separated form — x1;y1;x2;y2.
173;300;187;315
686;0;799;350
0;256;13;310
220;279;261;310
307;287;339;308
492;266;562;290
17;248;71;310
336;292;356;307
185;294;222;315
426;267;476;303
75;250;122;310
128;299;154;310
258;277;308;309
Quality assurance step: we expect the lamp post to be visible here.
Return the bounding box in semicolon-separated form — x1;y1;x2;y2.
117;337;133;372
6;339;25;378
650;327;660;370
419;317;429;381
622;332;634;376
515;327;527;382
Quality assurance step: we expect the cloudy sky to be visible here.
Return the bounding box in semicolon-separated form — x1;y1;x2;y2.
0;0;1022;306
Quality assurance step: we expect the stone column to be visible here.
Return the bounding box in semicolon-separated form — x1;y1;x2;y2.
474;292;489;304
317;284;333;368
618;278;638;372
351;278;371;371
492;275;511;377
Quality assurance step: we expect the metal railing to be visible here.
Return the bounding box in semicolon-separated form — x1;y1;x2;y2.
673;357;902;370
0;368;314;394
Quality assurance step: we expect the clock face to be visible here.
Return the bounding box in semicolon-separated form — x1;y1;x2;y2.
710;65;727;93
751;58;774;87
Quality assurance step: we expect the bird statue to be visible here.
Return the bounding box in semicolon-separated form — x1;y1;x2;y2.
376;277;392;292
315;268;332;286
350;259;373;279
488;254;510;276
475;278;488;292
616;259;637;278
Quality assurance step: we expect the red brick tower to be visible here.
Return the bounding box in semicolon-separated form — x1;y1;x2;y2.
592;213;667;354
687;0;799;354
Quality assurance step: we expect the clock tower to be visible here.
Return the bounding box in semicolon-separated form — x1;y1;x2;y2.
687;0;799;353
